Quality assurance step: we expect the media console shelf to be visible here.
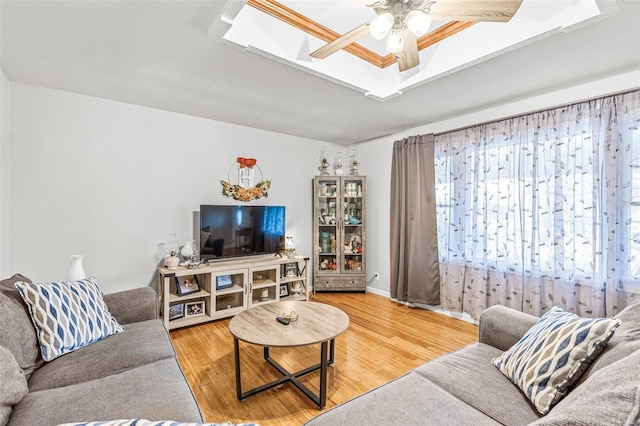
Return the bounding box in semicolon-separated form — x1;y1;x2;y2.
158;255;310;330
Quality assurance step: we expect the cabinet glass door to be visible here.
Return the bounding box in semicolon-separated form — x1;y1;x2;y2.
341;177;365;274
249;266;279;306
212;270;247;315
316;177;340;273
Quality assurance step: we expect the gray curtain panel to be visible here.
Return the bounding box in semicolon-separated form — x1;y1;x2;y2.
390;134;440;305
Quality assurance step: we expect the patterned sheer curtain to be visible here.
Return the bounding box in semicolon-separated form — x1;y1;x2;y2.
435;90;640;320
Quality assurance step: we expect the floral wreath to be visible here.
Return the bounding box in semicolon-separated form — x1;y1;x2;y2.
220;157;271;202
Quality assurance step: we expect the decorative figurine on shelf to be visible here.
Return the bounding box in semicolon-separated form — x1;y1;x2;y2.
276;235;286;257
320;258;337;270
349;149;360;176
319;208;327;224
319;148;330;176
350;235;363;254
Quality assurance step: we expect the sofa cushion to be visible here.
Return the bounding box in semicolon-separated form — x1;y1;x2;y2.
578;301;640;385
305;371;501;426
414;343;541;426
14;277;124;361
0;345;29;426
102;287;158;325
28;320;176;392
9;358;203;426
528;349;640;426
0;274;43;379
492;306;620;415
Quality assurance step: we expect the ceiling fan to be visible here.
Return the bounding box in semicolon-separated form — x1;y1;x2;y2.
310;0;524;72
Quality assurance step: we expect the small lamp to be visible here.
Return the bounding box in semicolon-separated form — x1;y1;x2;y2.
349;149;359;176
319;148;330;176
285;236;296;259
334;152;344;176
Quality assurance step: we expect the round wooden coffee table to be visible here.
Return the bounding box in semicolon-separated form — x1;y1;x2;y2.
229;301;349;409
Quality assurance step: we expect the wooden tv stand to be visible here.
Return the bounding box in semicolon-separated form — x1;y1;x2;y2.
158;255;309;330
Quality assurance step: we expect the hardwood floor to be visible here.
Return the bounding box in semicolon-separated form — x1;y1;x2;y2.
170;292;478;426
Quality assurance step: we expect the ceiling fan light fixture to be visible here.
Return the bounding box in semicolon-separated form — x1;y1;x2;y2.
385;28;404;54
370;12;394;40
406;10;432;37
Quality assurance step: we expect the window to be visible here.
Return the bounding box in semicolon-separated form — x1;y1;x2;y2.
435;92;640;287
628;128;640;280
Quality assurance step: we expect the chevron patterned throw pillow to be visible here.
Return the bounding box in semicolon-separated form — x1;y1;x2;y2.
14;277;124;361
492;306;620;415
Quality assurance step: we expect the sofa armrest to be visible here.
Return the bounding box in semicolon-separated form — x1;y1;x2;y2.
103;287;158;325
478;305;539;351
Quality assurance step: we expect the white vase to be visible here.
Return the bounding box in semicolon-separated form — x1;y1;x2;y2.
67;255;86;282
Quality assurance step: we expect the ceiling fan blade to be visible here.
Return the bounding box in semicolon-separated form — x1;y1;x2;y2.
310;22;371;60
397;29;419;72
429;0;523;22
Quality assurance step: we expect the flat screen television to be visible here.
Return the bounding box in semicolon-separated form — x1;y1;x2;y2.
199;205;285;261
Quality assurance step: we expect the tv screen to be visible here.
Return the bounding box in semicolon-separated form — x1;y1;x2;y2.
199;205;285;261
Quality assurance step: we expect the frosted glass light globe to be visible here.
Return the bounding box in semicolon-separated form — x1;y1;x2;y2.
406;10;432;37
385;28;404;53
370;13;394;40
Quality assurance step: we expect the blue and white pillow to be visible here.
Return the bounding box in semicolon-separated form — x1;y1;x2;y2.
15;277;124;362
492;306;620;414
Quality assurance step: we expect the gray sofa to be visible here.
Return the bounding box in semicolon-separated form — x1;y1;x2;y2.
0;274;204;426
306;302;640;426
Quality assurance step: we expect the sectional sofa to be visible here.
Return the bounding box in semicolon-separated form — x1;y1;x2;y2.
306;303;640;425
0;274;204;426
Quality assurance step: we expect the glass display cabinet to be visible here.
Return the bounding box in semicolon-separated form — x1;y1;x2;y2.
313;176;366;292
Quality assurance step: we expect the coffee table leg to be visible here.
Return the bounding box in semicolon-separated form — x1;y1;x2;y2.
329;338;335;365
319;341;328;409
234;337;243;401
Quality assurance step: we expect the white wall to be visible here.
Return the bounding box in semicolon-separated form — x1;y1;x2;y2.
358;69;640;297
7;83;331;293
0;70;9;278
7;70;639;296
